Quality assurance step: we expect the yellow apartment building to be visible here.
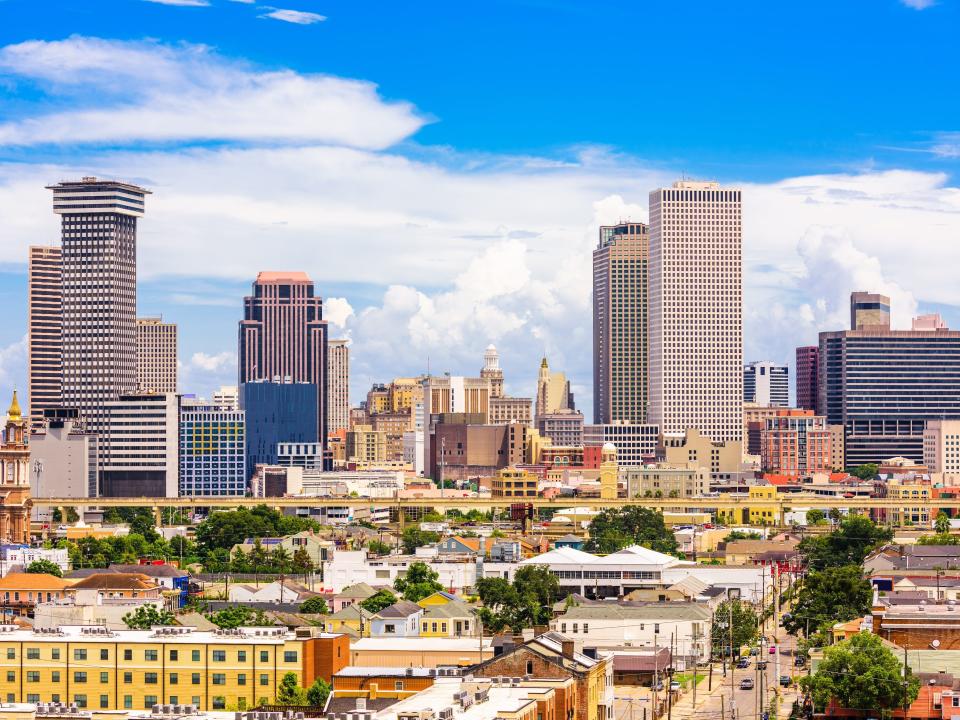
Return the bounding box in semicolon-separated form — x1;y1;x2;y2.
0;625;347;712
491;468;539;499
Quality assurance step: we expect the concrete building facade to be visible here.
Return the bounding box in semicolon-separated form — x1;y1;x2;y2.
535;357;574;417
27;246;62;424
923;420;960;478
583;423;659;466
29;408;96;512
98;393;178;498
660;428;741;482
489;397;533;426
536;411;584;448
178;398;246;497
795;345;819;413
743;361;788;407
327;339;350;435
136;317;177;394
648;181;743;443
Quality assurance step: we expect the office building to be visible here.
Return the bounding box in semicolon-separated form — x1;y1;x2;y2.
535;357;574;417
583;423;659;466
49;177;149;425
795;346;819;413
430;419;527;482
760;409;832;476
820;295;960;466
648;181;743;443
850;291;891;330
27;246;62;424
923;420;960;477
621;464;709;499
422;375;491;477
0;624;347;711
211;385;239;410
240;380;318;476
536;410;584;448
480;344;505;398
276;442;325;470
743;361;788;407
136;317;177;393
593;222;649;424
328;339;350;434
489;396;533;426
660;428;742;482
491;468;539;498
346;425;387;464
29;408;97;512
179;398;245;497
238;271;329;446
0;393;32;544
98;393;178;498
370;411;409;460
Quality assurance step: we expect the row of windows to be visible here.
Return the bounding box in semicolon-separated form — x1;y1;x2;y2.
5;648;296;663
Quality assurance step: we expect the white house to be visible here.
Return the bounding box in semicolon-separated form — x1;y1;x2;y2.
228;579;313;603
0;546;70;576
321;550;517;593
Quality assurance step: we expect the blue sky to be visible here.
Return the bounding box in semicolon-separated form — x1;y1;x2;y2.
0;0;958;417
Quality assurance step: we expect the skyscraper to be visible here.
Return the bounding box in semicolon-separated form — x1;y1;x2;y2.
179;397;246;497
327;339;350;435
480;344;504;398
795;345;819;413
593;222;648;424
27;245;62;423
535;357;574;417
240;380;318;474
136;317;178;393
48;177;149;424
238;271;329;445
743;361;789;407
648;180;743;443
98;392;178;498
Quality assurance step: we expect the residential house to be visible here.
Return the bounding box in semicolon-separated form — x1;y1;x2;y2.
420;601;476;637
70;573;164;601
554;535;585;550
68;563;190;608
323;603;371;638
437;536;482;556
470;632;613;720
231;531;334;567
724;535;800;565
0;573;71;616
228;578;316;604
332;582;378;612
416;591;459;607
328;667;437;712
372;601;423;637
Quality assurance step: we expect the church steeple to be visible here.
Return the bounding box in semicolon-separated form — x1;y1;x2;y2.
6;391;21;421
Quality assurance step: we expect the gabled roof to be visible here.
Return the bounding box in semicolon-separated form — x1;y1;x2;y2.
668;576;708;596
592;545;680;566
338;582;377;599
519;546;597;565
375;600;423;619
328;604;365;621
109;563;188;578
444;536;481;552
423;601;475;619
71;573;158;591
0;573;70;591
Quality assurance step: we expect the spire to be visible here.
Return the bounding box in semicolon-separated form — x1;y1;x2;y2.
540;356;548;369
6;391;21;421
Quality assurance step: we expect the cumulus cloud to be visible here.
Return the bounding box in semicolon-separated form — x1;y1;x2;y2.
0;37;422;149
260;9;326;24
178;352;237;399
324;297;354;330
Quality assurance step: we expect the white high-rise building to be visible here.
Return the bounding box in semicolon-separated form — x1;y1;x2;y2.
98;392;178;498
136;317;178;393
648;180;743;443
27;246;62;425
743;361;789;407
327;339;350;434
212;385;239;410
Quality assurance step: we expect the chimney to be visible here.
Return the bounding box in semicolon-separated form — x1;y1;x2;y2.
561;640;575;660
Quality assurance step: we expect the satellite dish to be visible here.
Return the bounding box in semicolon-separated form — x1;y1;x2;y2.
932;639;941;649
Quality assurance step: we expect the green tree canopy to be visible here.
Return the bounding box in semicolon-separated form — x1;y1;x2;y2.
122;605;176;629
798;514;892;570
25;559;63;577
400;528;440;554
306;678;331;707
583;507;679;555
368;540;392;556
936;512;951;535
276;672;308;705
801;631;918;714
360;589;398;614
711;599;758;657
850;463;879;480
476;565;559;632
724;530;762;542
206;606;271;629
916;533;960;546
394;561;444;602
299;596;329;614
194;506;319;554
783;565;871;638
805;509;826;525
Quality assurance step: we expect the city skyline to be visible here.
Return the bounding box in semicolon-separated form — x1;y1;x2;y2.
1;0;959;412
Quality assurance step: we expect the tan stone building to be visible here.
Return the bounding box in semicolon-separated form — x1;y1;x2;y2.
660;428;741;481
489;396;532;426
372;411;411;461
136;317;177;393
621;463;709;499
346;424;387;464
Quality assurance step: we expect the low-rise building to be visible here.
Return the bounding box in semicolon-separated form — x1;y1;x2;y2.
0;573;72;616
492;468;539;499
349;637;494;668
418;601;476;638
0;547;70;577
228;579;315;604
659;429;742;482
620;464;708;499
371;601;423;638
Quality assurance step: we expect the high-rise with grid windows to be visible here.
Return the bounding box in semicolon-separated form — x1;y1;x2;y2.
136;317;178;393
27;245;62;424
593;222;648;424
648;181;743;443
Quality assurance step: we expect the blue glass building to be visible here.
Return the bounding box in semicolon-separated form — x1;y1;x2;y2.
240;380;318;479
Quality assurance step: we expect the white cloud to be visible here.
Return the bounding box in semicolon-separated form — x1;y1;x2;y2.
0;336;27;415
261;9;326;24
901;0;935;8
0;37;421;149
179;352;237;399
324;297;354;331
143;0;210;6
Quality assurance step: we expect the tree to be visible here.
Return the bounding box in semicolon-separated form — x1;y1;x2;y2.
401;528;440;554
783;565;871;638
936;512;951;535
805;509;826;525
360;589;398;614
194;506;319;555
711;599;758;658
368;540;392;556
916;532;960;546
25;559;63;577
269;546;292;572
249;540;269;573
801;631;918;714
123;605;176;629
394;561;444;602
206;606;271;629
230;547;252;573
291;546;314;573
476;565;559;632
306;678;331;707
299;596;329;614
850;463;879;480
798;515;893;570
584;507;678;555
724;530;762;542
276;672;308;705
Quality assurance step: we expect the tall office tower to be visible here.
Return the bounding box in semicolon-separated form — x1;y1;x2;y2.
27;246;62;423
795;346;819;413
136;317;178;393
240;380;318;475
821;293;960;466
48;178;149;424
648;180;743;443
593;222;648;424
535;357;574;417
327;339;350;435
179;398;246;497
98;392;178;497
238;271;329;446
480;344;505;398
850;291;891;330
743;361;789;407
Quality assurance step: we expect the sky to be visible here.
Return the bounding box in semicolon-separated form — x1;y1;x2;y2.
0;0;959;419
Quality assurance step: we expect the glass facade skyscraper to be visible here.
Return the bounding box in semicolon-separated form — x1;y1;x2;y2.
240;380;318;477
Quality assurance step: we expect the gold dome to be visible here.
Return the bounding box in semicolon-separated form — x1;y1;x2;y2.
6;391;21;421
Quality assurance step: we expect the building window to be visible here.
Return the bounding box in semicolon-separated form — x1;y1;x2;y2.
170;673;178;685
170;650;178;661
145;673;158;685
213;697;226;710
124;649;132;661
52;649;60;660
27;672;40;683
100;649;109;660
123;672;132;684
260;674;269;686
395;681;404;691
74;649;87;660
192;650;201;662
4;672;12;682
238;674;246;686
124;696;133;710
212;674;226;686
169;697;179;706
74;695;87;709
26;648;40;660
26;695;39;704
212;650;226;662
260;650;269;662
192;673;201;685
100;695;109;709
284;651;298;662
144;696;157;709
100;672;108;684
145;650;158;661
238;651;247;662
191;697;201;707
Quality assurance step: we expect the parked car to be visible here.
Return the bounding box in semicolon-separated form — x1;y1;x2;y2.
670;681;681;692
769;646;777;655
779;675;792;688
749;647;760;656
757;661;768;670
794;656;806;667
739;678;755;690
736;659;750;669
